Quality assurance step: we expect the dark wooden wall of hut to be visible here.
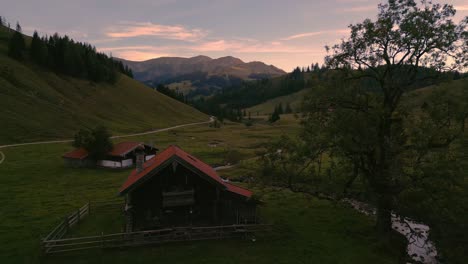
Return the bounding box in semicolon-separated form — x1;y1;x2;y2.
128;163;256;230
130;164;218;229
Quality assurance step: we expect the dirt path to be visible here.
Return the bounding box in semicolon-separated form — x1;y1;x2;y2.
213;156;261;171
0;118;214;150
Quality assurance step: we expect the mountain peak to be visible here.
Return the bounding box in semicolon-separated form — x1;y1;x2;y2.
213;56;244;65
189;55;212;62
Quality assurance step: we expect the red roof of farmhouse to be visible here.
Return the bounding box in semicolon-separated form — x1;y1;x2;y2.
62;147;89;160
63;142;155;160
119;145;253;199
108;142;144;157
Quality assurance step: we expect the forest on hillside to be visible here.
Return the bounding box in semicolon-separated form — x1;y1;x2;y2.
1;18;133;83
178;65;464;122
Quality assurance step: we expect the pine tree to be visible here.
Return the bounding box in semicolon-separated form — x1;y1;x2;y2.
313;63;320;72
285;103;292;114
15;22;22;33
277;103;284;115
30;31;48;65
269;107;280;123
8;28;26;60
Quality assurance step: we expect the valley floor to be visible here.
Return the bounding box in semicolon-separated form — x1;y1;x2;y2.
0;115;405;263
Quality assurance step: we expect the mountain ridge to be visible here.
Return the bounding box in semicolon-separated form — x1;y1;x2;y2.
120;55;283;78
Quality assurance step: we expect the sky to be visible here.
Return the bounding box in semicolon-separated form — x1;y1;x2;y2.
1;0;467;71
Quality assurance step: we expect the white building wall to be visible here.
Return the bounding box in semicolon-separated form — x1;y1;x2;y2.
145;155;155;161
122;159;133;168
98;160;122;168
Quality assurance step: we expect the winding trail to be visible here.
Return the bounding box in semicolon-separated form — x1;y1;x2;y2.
0;118;214;150
0;151;4;164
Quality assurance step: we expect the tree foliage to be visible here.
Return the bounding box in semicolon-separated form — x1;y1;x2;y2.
73;126;113;161
191;70;320;121
7;22;133;83
156;84;186;103
269;107;281;123
8;24;25;60
304;0;467;235
260;135;326;189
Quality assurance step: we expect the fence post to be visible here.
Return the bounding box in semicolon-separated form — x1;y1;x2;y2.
64;216;69;237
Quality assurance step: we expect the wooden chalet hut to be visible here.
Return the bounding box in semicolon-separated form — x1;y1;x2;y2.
63;142;158;169
119;145;257;232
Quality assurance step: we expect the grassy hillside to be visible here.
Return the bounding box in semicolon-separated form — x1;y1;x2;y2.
246;88;311;115
0;27;207;145
403;78;468;105
246;76;468;116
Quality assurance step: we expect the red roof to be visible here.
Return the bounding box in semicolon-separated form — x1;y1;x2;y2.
109;142;144;157
63;148;89;160
225;182;253;198
119;145;252;199
63;142;156;159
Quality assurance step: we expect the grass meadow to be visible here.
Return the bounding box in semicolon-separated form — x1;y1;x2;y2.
0;115;407;263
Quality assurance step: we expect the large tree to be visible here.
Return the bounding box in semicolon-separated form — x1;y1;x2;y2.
303;0;467;234
73;126;113;161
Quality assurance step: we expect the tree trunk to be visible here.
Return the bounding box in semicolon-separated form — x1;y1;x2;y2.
343;160;359;195
376;192;392;234
317;153;322;177
375;111;393;234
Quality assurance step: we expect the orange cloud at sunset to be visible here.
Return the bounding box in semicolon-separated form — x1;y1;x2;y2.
106;22;207;41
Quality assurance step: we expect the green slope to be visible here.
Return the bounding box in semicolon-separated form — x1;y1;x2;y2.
403;78;468;105
246;88;311;115
246;78;468;116
0;27;207;145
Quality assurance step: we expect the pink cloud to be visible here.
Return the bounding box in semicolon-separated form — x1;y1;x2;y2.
455;5;468;11
113;50;172;61
282;31;324;41
190;39;324;54
191;40;244;52
281;29;349;41
106;22;207;41
98;45;174;60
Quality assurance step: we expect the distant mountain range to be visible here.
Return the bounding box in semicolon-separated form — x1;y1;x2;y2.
119;56;286;98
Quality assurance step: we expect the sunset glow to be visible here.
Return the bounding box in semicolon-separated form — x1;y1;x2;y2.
3;0;467;71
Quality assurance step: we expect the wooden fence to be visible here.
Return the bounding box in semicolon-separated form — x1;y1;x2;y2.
43;202;90;243
42;224;270;254
41;201;269;255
